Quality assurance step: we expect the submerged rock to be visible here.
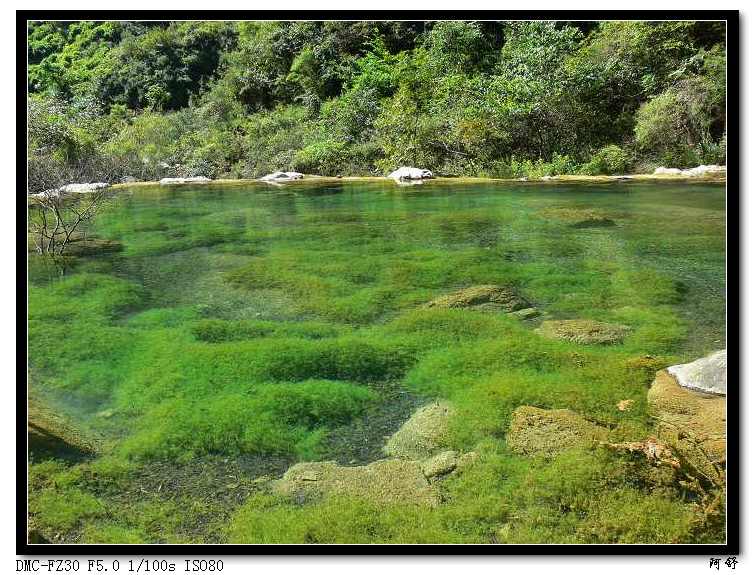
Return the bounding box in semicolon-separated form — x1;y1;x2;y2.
536;319;631;345
667;350;726;395
425;285;531;313
507;406;608;457
272;459;439;507
388;167;434;181
383;401;454;460
28;396;97;458
259;171;304;182
159;176;212;185
421;450;459;479
510;307;541;320
647;369;726;482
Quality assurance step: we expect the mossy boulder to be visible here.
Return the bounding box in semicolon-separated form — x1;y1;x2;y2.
271;459;440;507
536;319;631;345
647;370;726;483
28;396;97;459
425;285;531;313
421;450;459;479
507;406;608;457
383;401;454;460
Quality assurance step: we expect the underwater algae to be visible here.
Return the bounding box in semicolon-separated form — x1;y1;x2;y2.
27;180;726;544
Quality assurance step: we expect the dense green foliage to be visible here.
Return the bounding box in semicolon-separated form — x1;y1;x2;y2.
28;181;725;543
27;20;726;191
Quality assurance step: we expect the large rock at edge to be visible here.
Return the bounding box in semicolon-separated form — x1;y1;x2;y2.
647;370;726;482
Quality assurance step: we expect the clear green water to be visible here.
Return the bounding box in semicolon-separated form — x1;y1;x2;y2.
28;180;726;544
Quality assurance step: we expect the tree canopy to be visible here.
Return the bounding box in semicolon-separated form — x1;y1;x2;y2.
27;19;727;188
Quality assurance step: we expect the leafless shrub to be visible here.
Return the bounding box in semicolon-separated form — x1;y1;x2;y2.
28;186;113;259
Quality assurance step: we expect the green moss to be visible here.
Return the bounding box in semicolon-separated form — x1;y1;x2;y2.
28;181;725;543
494;448;699;543
190;318;347;342
120;380;377;460
228;494;472;544
31;488;106;532
82;523;149;543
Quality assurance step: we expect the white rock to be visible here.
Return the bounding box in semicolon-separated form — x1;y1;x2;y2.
159;177;212;185
667;350;726;395
29;182;110;198
388;167;434;181
59;182;110;193
260;171;304;182
654;165;726;177
681;165;726;177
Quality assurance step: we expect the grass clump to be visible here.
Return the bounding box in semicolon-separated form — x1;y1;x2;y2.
121;380;377;461
30;488;106;533
82;523;149;544
190;318;346;342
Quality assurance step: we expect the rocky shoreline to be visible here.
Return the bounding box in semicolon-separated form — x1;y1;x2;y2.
106;171;726;192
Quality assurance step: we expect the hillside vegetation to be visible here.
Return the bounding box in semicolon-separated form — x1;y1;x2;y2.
27;20;726;191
